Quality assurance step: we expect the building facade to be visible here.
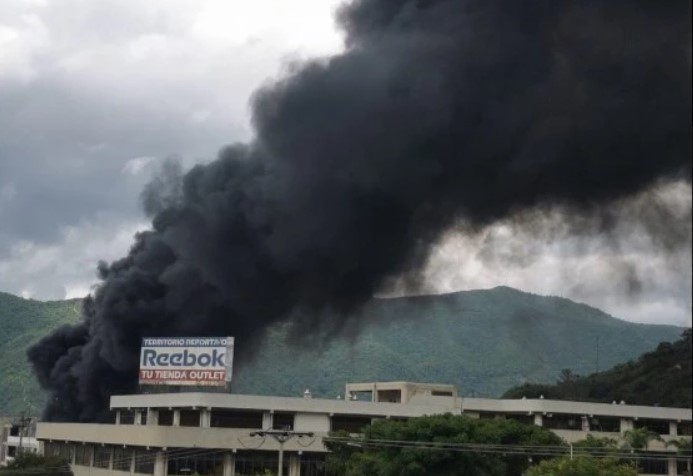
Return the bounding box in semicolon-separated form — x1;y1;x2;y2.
1;419;39;466
36;382;692;476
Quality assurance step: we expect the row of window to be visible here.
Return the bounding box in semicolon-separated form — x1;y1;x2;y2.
120;407;692;437
119;409;378;433
479;412;692;436
43;443;336;476
44;442;155;474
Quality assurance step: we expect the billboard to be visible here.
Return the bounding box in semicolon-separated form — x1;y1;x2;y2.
139;337;234;387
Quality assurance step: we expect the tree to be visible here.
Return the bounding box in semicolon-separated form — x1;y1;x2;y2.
621;428;663;473
666;437;692;476
325;414;565;476
523;456;636;476
621;428;662;451
0;453;73;476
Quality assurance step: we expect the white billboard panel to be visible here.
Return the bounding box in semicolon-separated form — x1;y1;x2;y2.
139;337;234;387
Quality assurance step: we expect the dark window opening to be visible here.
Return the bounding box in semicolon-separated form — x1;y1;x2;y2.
541;414;581;430
158;410;174;426
113;447;133;472
134;449;156;474
377;390;401;403
589;417;621;433
236;450;288;476
272;412;295;431
94;446;111;469
634;419;670;435
210;410;263;429
331;415;372;433
58;443;74;463
432;391;453;397
478;412;498;420
505;414;535;426
119;409;136;425
167;449;224;475
75;445;92;466
179;409;201;427
637;457;668;475
678;421;692;436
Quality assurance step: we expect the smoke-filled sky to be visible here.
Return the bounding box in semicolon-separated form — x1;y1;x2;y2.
1;0;691;327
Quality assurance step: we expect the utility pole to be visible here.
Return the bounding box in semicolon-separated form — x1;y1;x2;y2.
249;429;314;476
14;412;32;457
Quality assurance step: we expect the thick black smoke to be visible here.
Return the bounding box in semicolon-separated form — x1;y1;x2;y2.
29;0;691;421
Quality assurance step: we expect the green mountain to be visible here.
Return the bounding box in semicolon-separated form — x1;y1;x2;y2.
0;286;684;416
231;287;684;399
502;329;692;407
0;292;81;416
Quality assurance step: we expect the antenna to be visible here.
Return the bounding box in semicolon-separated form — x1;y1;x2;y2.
595;336;600;374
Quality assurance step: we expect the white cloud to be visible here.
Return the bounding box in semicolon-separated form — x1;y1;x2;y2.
0;217;147;300
122;156;157;176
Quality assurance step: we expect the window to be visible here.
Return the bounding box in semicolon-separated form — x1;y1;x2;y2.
677;458;692;475
236;451;287;476
113;446;133;471
8;446;16;457
94;445;112;469
210;410;263;429
505;414;535;426
638;457;668;475
300;453;337;476
541;414;580;430
331;415;372;433
377;390;401;403
432;391;453;397
678;421;692;436
272;413;295;431
158;410;174;426
119;409;136;425
134;448;156;474
139;411;148;425
179;409;200;427
167;449;224;475
44;442;60;457
75;445;92;466
634;419;670;435
589;417;620;433
58;443;74;463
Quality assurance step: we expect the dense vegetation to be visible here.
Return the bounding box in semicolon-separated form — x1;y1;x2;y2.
523;457;637;476
232;287;680;401
325;414;565;476
0;292;80;416
0;453;73;476
503;329;692;408
0;287;683;416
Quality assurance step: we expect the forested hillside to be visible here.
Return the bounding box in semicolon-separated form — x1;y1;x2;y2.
230;287;682;400
0;286;684;416
0;292;80;416
503;329;692;407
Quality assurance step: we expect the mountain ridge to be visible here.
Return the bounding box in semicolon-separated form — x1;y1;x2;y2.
0;287;683;416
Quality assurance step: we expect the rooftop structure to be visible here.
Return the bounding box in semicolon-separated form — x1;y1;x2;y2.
36;381;692;476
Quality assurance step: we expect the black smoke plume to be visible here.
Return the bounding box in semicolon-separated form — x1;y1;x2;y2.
29;0;691;421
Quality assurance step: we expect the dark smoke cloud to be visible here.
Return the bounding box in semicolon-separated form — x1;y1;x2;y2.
28;0;691;421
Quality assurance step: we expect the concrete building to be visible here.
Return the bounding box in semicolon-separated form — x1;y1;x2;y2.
1;418;39;466
36;381;692;476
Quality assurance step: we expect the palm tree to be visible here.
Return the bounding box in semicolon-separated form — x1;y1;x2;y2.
622;428;663;472
666;437;692;476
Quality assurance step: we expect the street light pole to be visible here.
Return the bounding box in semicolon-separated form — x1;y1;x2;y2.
249;429;314;476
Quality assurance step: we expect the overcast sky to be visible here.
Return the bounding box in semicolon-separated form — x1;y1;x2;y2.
0;0;690;326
